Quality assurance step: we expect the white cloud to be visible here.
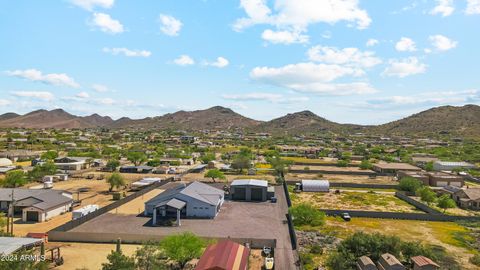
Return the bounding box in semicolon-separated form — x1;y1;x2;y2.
222;92;309;104
158;14;182;36
466;0;480;14
429;34;458;51
307;45;382;68
91;13;124;34
76;92;90;99
234;0;371;31
366;38;378;47
205;57;229;68
287;82;377;95
395;37;416;52
92;84;109;92
382;57;427;78
261;29;308;44
0;99;10;106
173;55;195;66
12;91;54;101
6;69;80;88
102;47;151;57
95;98;115;105
430;0;455;17
70;0;114;11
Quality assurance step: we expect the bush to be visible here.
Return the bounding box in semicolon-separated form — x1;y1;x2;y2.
398;177;423;193
310;244;323;255
470;253;480;266
289;204;325;227
337;160;349;167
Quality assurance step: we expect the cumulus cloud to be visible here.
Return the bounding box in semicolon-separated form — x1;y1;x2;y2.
76;92;90;99
102;47;151;57
261;29;308;44
234;0;371;31
158;14;182;36
91;13;124;34
382;57;427;78
12;91;54;101
307;45;382;68
204;57;229;68
430;0;454;16
395;37;416;52
95;98;115;105
92;84;109;92
6;69;80;88
70;0;114;11
466;0;480;14
173;55;195;66
366;38;378;47
222;92;309;103
429;34;458;51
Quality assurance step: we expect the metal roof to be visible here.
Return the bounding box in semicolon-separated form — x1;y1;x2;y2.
231;179;268;187
0;188;72;211
146;181;224;208
195;240;249;270
0;237;43;255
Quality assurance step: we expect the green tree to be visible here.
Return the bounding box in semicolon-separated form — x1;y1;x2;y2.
231;155;251;173
437;194;456;213
127;152;147;166
28;162;57;181
398;177;424;193
134;241;168;270
289;204;325;227
425;161;434;172
160;232;205;269
204;169;226;182
106;160;120;171
359;160;373;170
101;250;135;270
267;156;292;181
41;150;58;161
416;186;437;205
107;173;125;192
146;159;161;167
199;153;216;164
3;170;27;187
337;160;348;167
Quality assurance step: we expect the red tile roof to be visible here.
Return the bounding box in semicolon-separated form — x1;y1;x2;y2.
411;256;439;267
195;240;249;270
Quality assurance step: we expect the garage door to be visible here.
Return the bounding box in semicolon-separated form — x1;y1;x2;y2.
233;187;246;200
251;188;263;201
26;211;39;222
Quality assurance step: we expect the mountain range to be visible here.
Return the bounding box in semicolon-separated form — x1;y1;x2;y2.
0;105;479;137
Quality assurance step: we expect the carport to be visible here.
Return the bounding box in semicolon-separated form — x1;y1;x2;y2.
153;198;186;226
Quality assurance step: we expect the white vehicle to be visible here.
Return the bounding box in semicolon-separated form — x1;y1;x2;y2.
43;181;53;189
72;204;99;220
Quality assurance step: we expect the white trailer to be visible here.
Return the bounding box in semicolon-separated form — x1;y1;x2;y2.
131;177;162;191
72;204;99;220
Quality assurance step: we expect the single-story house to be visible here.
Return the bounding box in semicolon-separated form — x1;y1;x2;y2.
0;188;73;222
433;161;476;171
376;253;405;270
373;163;421;174
145;181;224;226
411;256;439;270
453;188;480;210
230;179;271;202
357;256;378;270
195;240;249;270
397;171;464;187
54;157;91;171
119;166;154;174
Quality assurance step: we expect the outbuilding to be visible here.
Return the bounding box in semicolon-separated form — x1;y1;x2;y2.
301;180;330;192
0;158;13;167
195;240;249;270
230;179;269;202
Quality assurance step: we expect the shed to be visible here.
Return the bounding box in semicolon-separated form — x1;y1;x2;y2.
301;180;330;192
0;158;13;167
357;256;378;270
411;256;439;270
377;253;405;270
230;179;268;201
195;240;249;270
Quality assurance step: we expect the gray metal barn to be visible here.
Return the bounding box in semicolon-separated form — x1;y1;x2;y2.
230;179;270;202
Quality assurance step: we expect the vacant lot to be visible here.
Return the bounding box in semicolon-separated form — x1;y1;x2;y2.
410;196;480;217
182;172;275;183
297;217;478;269
291;190;421;213
287;173;395;184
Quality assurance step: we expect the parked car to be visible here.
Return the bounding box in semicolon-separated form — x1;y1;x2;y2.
270;197;277;203
341;212;351;221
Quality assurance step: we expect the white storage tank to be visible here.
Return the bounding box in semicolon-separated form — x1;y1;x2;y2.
301;180;330;192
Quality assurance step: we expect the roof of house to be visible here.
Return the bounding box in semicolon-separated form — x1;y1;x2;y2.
357;256;376;267
0;237;43;255
379;253;403;267
0;188;72;211
456;188;480;200
231;179;268;187
146;181;224;208
411;256;439;267
195;240;249;270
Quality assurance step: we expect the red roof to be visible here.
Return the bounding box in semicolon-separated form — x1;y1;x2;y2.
411;256;440;267
195;240;249;270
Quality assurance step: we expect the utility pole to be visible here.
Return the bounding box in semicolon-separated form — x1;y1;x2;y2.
9;189;14;235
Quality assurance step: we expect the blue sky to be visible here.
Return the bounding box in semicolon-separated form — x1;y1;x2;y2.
1;0;479;124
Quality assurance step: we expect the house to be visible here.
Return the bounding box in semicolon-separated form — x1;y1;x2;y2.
433;161;476;171
453;188;480;210
230;179;271;201
301;179;330;192
145;181;224;226
411;256;439;270
376;253;405;270
54;157;91;171
119;166;154;174
397;171;464;187
195;240;249;270
373;163;421;174
397;171;430;185
357;256;378;270
0;188;73;222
